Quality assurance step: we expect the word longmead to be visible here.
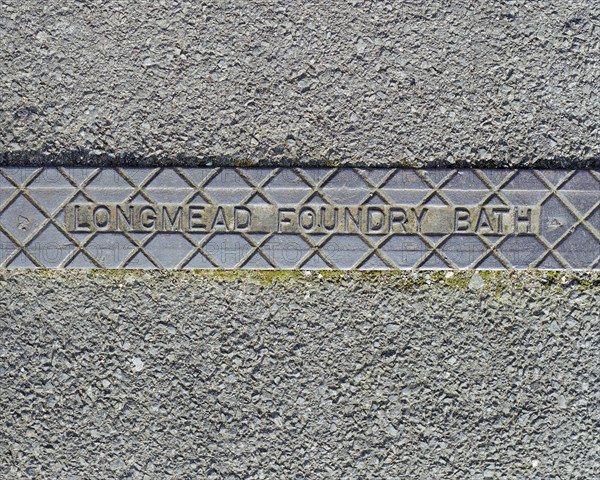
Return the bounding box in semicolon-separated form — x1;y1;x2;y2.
65;204;539;235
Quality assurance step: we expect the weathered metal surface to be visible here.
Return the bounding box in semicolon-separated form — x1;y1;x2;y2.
0;168;598;270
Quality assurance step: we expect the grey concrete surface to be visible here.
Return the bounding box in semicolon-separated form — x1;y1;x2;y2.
1;1;599;168
0;271;599;479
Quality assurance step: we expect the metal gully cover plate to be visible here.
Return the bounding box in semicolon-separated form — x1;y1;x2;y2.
0;167;598;270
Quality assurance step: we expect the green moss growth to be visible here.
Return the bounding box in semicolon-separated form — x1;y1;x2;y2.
317;270;344;279
11;268;599;294
541;270;564;285
31;268;59;277
233;159;255;167
448;275;471;288
253;270;305;284
532;270;598;290
86;269;135;278
194;270;245;282
322;159;339;167
190;269;305;285
479;271;504;281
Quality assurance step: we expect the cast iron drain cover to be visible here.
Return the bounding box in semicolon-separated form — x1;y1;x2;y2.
0;168;598;270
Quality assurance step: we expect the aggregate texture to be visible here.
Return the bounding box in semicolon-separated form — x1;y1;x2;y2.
1;0;600;168
0;271;599;479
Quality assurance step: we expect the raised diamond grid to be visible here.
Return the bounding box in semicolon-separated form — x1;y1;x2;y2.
0;167;597;270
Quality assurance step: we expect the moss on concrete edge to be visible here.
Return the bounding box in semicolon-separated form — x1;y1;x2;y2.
1;269;597;293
